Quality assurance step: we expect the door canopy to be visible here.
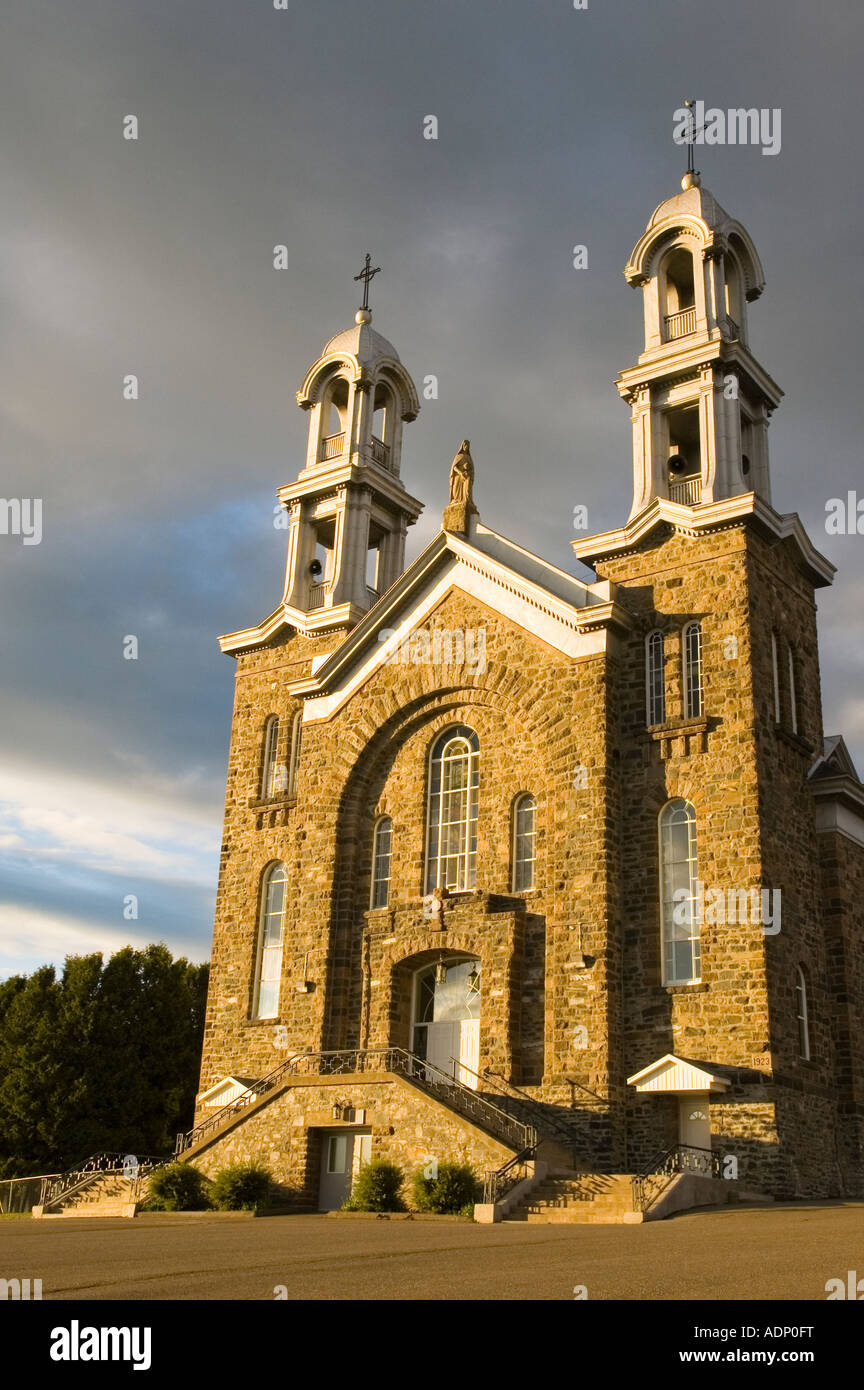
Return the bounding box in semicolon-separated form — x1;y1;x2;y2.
627;1053;730;1094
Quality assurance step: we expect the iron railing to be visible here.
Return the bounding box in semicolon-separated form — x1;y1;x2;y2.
177;1047;535;1157
457;1063;587;1158
631;1143;721;1212
0;1172;61;1214
482;1146;537;1205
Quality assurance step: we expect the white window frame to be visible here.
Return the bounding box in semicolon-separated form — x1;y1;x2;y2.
261;716;281;798
287;711;302;796
253;862;288;1020
370;816;393;909
646;629;666;726
512;793;537;892
683;622;703;719
425;727;479;894
796;967;810;1060
659;799;700;986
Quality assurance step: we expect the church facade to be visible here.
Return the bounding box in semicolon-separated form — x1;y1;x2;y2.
185;175;864;1215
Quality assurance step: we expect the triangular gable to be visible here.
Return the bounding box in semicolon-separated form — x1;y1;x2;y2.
197;1076;257;1109
627;1053;730;1093
810;735;861;784
292;528;631;722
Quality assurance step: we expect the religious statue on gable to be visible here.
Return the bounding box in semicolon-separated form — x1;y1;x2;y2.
443;440;478;535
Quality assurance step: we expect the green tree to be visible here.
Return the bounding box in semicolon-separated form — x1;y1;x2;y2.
0;945;209;1177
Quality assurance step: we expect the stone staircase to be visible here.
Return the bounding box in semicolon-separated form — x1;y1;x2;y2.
509;1171;644;1224
36;1170;140;1218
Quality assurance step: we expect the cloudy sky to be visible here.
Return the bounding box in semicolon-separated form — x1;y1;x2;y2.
1;0;862;978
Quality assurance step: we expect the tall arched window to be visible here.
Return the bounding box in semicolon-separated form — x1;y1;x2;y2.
254;862;288;1019
771;631;781;723
261;716;282;798
425;726;479;893
512;794;536;892
371;816;393;909
787;644;798;735
796;967;810;1060
646;630;666;726
659;799;700;985
288;711;302;795
683;621;703;718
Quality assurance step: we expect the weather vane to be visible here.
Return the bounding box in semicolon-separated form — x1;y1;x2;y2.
353;252;381;311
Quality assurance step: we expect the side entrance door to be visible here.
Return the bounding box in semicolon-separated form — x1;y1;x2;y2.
678;1095;711;1153
318;1129;372;1211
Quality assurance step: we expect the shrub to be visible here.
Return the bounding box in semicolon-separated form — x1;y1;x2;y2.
342;1159;404;1212
210;1163;272;1211
143;1162;211;1211
412;1161;478;1214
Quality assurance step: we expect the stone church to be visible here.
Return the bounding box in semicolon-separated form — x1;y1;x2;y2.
182;174;864;1219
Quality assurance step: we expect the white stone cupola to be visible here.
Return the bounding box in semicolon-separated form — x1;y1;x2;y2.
619;173;779;519
279;302;423;631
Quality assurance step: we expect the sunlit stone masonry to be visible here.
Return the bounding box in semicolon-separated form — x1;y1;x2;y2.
187;177;864;1219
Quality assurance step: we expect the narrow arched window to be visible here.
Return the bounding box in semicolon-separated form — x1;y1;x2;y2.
771;632;781;724
646;630;666;726
683;621;703;718
512;794;536;892
371;816;393;909
425;726;479;893
796;968;810;1060
254;862;288;1019
787;645;798;735
261;716;282;798
288;711;302;796
659;799;700;985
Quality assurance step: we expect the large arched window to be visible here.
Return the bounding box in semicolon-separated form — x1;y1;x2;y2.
659;799;700;985
425;726;479;893
646;630;666;726
254;862;288;1019
371;816;393;909
261;716;282;798
796;967;810;1060
771;631;781;724
683;621;704;719
512;793;536;892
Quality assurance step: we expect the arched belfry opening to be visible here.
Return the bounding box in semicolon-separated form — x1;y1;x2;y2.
662;246;696;339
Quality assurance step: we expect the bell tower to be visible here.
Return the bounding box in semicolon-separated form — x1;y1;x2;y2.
280;260;423;632
619;171;778;521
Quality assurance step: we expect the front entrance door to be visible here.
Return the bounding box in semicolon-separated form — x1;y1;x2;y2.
678;1095;711;1150
318;1129;371;1211
412;958;481;1089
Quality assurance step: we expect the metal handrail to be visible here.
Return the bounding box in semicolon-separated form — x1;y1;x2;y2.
456;1063;586;1155
177;1046;534;1157
39;1151;169;1212
631;1143;721;1211
483;1145;537;1205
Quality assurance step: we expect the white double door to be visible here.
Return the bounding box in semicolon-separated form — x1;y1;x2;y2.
318;1129;372;1211
424;1018;480;1089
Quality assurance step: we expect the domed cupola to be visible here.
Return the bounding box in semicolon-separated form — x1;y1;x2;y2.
279;262;423;630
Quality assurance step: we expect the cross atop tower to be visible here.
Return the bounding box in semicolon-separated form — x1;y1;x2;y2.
353;253;381;311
